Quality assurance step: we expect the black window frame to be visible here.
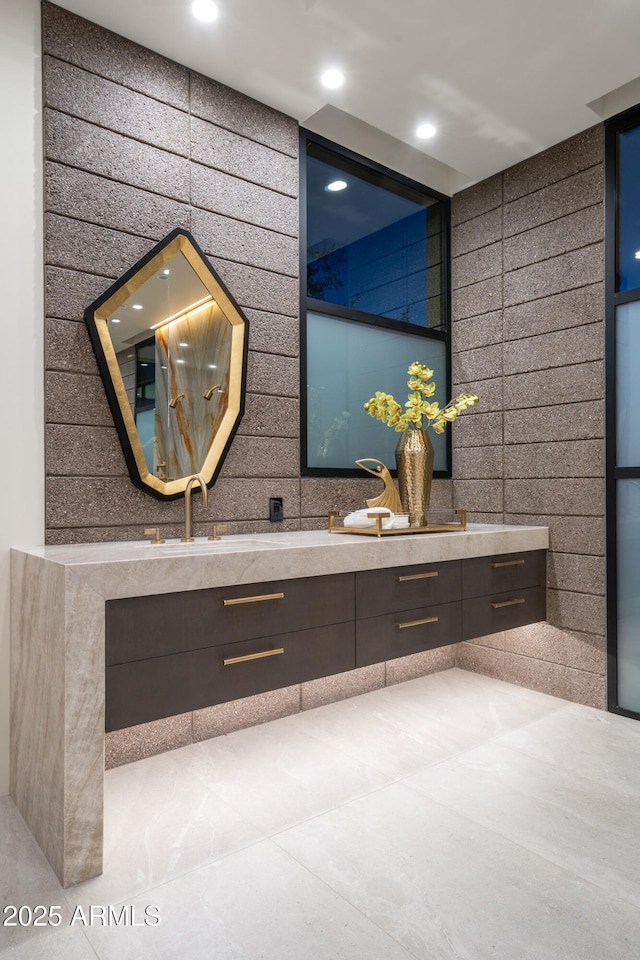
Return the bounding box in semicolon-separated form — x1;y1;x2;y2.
605;102;640;721
299;129;452;478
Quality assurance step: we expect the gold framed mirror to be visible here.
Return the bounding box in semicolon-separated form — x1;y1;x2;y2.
85;229;249;500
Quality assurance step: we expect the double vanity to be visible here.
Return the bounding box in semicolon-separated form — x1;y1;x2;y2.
11;523;548;886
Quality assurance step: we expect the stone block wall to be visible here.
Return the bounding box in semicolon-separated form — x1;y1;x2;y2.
42;2;388;543
450;126;606;708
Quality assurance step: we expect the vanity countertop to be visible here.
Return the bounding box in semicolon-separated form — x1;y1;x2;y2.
13;523;549;598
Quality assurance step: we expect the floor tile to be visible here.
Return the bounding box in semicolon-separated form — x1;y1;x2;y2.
4;669;640;960
402;739;640;908
189;715;390;834
1;924;99;960
292;687;484;778
71;744;265;906
0;797;78;954
275;781;640;960
81;840;416;960
363;668;568;740
500;701;640;794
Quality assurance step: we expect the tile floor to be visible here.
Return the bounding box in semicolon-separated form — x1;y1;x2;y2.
2;667;640;959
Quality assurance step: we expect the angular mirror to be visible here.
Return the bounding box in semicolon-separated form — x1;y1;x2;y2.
85;229;248;499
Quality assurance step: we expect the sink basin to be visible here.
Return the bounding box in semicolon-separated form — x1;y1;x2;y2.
138;537;288;552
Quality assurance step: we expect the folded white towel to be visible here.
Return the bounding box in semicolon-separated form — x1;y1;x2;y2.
343;507;395;529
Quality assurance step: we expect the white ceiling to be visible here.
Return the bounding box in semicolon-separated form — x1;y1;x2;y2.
56;0;640;194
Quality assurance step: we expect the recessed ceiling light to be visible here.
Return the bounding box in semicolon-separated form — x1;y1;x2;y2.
321;68;344;90
179;342;189;347
325;179;347;192
416;122;437;139
132;304;143;310
191;0;219;22
110;318;121;323
635;250;640;260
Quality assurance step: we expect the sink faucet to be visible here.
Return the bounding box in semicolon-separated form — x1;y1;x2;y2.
181;474;208;542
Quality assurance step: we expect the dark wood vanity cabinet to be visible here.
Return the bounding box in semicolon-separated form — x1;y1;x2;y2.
105;573;355;731
105;550;547;732
461;550;546;640
355;561;462;666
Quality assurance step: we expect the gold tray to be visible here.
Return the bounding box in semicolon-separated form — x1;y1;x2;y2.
328;509;467;538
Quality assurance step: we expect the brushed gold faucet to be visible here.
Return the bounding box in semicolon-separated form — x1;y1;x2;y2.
181;474;208;542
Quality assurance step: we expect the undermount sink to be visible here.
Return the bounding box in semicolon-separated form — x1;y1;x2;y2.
138;537;288;552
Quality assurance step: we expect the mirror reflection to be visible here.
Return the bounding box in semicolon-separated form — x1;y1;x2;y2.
86;230;248;500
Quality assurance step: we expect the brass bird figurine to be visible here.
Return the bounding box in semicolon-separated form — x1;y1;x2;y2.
355;458;403;514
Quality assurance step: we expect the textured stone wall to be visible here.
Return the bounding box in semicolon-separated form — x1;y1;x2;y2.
450;126;606;708
43;4;370;542
41;3;450;543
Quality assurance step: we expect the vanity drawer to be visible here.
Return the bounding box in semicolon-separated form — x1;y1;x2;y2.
355;561;461;619
462;551;546;599
106;572;354;664
356;601;461;667
462;584;546;640
106;620;356;731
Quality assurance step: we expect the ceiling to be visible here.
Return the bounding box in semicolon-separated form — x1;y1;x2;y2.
56;0;640;195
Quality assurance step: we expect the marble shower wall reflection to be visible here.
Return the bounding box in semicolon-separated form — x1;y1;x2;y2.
154;302;232;481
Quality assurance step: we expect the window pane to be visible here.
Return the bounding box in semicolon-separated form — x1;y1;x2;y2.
617;479;640;712
618;126;640;291
616;301;640;466
306;311;447;471
306;143;444;329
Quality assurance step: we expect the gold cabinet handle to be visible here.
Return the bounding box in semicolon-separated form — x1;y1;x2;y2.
397;615;439;630
491;559;525;568
223;648;285;666
396;571;438;582
491;598;525;609
223;592;285;606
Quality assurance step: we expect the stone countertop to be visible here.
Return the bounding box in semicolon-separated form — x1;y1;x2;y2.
12;524;549;600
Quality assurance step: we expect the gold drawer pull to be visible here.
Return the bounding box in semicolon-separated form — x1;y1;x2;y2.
396;571;438;582
491;559;525;568
397;616;439;630
223;592;285;606
223;647;285;666
491;598;525;609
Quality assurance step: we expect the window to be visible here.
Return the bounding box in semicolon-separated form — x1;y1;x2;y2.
301;132;451;475
606;104;640;720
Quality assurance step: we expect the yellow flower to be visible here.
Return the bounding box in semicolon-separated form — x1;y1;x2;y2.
420;381;437;397
364;362;479;434
405;391;423;409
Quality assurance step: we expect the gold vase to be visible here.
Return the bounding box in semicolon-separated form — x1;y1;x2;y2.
395;428;434;527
